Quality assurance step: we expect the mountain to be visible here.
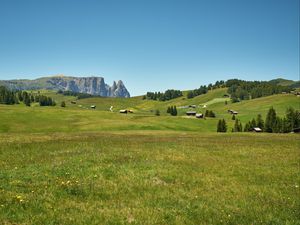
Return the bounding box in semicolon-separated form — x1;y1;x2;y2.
269;78;300;88
0;75;130;98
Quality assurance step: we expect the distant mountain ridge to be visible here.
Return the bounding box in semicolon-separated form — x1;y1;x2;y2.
0;75;130;98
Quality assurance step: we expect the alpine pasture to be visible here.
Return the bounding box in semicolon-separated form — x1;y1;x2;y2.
0;89;299;224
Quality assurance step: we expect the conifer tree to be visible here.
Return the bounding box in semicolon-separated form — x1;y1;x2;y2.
256;114;264;130
173;106;177;116
265;107;277;132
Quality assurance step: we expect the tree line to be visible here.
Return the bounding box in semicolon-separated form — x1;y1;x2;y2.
226;79;293;103
217;107;300;133
143;89;183;101
0;86;56;106
57;90;93;99
187;85;208;99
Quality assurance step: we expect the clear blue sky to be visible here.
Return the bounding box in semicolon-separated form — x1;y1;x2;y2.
0;0;299;96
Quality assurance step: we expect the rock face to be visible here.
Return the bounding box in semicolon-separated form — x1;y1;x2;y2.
0;76;130;98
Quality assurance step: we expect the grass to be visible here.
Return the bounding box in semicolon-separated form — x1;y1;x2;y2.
0;132;299;224
0;89;299;224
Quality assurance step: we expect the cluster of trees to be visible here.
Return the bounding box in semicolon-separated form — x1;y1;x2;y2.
244;107;300;133
217;119;227;132
218;107;299;133
38;95;56;106
187;85;208;99
0;86;56;107
232;119;243;132
144;89;183;101
226;79;293;103
244;114;264;132
57;90;95;99
167;106;178;116
0;86;18;104
57;90;93;99
205;110;216;117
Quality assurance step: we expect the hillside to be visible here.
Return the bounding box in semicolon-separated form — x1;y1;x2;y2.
0;87;298;134
270;78;300;87
0;86;299;225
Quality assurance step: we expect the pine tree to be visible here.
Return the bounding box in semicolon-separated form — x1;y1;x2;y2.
233;119;242;132
222;119;227;132
24;94;31;106
273;117;283;133
232;114;236;120
217;120;222;132
256;114;264;130
155;109;160;116
265;107;277;133
217;119;227;132
167;106;171;114
170;106;174;115
250;118;257;129
205;110;209;117
61;101;66;107
173;106;177;116
244;122;250;132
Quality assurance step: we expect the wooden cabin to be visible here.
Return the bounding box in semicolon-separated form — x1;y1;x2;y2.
253;127;262;132
186;111;197;116
196;113;203;118
90;105;96;109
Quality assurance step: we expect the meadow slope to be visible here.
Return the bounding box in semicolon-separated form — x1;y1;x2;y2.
0;89;299;224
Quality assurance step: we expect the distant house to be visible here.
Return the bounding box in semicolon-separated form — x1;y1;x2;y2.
186;111;197;116
90;105;96;109
196;113;203;118
71;101;76;104
189;105;197;108
120;109;128;114
128;110;133;113
228;109;238;115
253;127;262;132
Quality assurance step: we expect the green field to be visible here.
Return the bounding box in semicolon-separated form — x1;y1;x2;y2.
0;90;299;224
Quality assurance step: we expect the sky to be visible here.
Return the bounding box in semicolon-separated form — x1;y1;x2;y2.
0;0;299;96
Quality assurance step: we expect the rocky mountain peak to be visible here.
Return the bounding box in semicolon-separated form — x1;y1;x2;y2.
0;76;130;98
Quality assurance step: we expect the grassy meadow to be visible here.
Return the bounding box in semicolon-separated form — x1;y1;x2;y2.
0;89;299;224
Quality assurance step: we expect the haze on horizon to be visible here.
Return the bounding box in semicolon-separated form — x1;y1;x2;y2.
0;0;299;96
